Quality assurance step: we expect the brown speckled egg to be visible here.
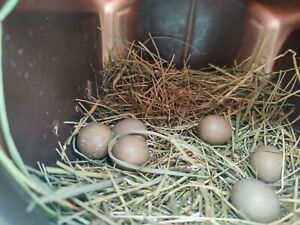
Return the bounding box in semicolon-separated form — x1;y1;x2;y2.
230;179;281;223
112;135;150;170
249;145;284;183
197;115;232;145
77;122;113;159
112;118;147;137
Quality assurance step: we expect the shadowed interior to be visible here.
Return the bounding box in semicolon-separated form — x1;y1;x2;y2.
3;12;102;166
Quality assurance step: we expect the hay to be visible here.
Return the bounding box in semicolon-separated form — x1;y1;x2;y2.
0;37;300;225
98;42;300;126
20;43;300;225
28;113;299;225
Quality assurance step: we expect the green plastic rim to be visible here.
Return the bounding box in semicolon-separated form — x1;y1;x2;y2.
0;0;28;174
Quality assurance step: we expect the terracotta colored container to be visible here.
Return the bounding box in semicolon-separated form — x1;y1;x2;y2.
236;1;300;72
0;1;299;225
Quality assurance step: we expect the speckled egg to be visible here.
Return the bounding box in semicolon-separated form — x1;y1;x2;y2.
77;122;113;159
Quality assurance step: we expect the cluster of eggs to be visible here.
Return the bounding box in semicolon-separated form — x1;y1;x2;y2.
78;115;284;223
77;118;150;170
197;115;283;223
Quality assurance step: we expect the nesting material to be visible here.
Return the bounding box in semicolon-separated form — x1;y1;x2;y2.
100;43;299;127
29;111;300;225
3;43;300;225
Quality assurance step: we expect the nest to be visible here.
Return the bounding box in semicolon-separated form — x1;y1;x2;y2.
1;42;300;225
99;43;299;126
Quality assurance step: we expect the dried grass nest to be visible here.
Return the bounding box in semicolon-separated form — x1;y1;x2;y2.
2;43;300;225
